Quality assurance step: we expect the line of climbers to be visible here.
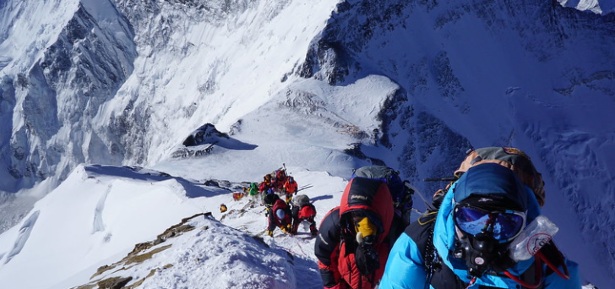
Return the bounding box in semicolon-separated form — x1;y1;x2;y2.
257;168;298;204
314;147;581;289
225;147;582;289
233;167;317;237
263;193;318;237
231;167;299;204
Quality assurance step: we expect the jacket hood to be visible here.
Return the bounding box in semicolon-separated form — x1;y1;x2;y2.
453;163;528;211
339;177;394;242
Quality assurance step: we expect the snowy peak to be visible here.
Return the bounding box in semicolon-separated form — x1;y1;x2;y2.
0;0;80;72
0;0;136;193
1;0;342;194
558;0;615;15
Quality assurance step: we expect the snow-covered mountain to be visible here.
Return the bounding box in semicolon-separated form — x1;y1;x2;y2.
558;0;615;14
0;0;614;288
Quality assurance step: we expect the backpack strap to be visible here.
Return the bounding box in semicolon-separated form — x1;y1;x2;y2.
504;259;544;289
405;211;436;253
406;211;466;289
418;213;441;288
536;241;570;280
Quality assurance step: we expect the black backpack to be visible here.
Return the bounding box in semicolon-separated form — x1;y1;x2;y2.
264;193;280;207
352;165;414;214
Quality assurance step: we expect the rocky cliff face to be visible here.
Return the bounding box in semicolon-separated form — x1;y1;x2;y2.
301;0;615;190
4;0;612;198
1;0;136;192
0;0;296;193
300;0;615;277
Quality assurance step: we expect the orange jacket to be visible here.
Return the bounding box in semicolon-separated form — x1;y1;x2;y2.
283;179;298;194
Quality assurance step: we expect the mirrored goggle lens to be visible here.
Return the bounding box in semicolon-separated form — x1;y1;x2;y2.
454;206;525;241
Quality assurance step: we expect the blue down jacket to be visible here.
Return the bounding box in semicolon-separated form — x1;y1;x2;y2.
378;163;581;289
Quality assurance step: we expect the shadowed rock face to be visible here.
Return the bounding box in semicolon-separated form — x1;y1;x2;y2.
174;123;258;158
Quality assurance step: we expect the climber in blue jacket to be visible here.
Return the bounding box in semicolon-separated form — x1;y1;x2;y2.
378;163;581;289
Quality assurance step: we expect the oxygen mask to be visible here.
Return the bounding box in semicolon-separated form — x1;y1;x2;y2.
452;202;526;277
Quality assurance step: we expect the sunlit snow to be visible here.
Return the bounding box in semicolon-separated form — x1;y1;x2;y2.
0;0;613;289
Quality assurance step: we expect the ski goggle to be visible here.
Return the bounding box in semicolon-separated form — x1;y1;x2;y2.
453;204;526;242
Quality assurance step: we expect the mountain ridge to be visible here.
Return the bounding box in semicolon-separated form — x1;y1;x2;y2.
0;0;614;287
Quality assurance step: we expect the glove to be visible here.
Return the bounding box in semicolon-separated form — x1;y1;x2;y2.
355;243;380;276
281;225;293;234
266;230;273;237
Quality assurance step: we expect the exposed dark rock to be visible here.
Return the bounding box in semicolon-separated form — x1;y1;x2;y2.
83;213;209;288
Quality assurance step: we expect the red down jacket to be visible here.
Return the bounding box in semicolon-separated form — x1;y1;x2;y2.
314;177;394;289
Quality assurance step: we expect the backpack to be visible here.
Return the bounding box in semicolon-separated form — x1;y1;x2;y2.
454;147;545;206
272;199;292;225
264;193;280;207
275;169;287;182
292;194;311;208
352;165;413;210
298;204;317;219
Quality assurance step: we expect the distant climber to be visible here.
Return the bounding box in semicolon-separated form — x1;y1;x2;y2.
290;194;317;236
271;168;289;192
258;174;274;194
263;194;292;237
283;176;298;203
247;182;260;204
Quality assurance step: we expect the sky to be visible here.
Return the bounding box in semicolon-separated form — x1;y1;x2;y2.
0;0;613;288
